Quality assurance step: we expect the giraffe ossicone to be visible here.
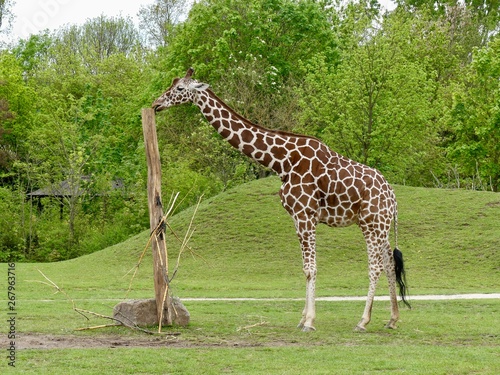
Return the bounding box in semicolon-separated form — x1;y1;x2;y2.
153;68;410;332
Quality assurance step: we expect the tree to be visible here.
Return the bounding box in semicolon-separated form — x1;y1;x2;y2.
138;0;189;47
8;19;152;259
299;6;437;185
13;33;53;77
17;17;150;185
20;92;100;255
0;94;14;174
0;51;36;182
0;0;13;34
55;15;141;74
0;187;25;261
395;0;499;44
448;36;500;191
163;0;338;81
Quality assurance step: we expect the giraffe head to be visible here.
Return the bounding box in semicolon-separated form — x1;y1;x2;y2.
152;68;209;112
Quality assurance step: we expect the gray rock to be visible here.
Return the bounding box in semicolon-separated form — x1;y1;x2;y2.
170;297;190;327
113;297;190;327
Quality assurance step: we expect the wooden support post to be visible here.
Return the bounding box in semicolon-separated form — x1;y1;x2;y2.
141;108;172;330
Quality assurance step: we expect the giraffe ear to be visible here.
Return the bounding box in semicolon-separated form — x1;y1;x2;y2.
190;82;209;91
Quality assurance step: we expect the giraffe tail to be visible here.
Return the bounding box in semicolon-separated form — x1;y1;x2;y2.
393;200;399;249
392;199;410;307
393;248;411;309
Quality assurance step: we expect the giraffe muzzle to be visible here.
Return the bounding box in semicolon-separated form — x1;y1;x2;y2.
152;100;163;113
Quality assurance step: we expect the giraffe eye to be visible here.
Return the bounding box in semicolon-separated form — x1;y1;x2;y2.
176;86;185;92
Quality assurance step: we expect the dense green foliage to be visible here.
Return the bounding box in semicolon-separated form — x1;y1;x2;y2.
0;0;499;261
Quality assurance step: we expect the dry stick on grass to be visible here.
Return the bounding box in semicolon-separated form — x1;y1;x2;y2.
73;308;156;335
75;324;122;331
33;269;84;318
34;270;158;335
237;320;270;333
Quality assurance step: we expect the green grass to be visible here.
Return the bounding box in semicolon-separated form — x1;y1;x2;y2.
7;299;500;374
14;344;500;375
1;176;499;373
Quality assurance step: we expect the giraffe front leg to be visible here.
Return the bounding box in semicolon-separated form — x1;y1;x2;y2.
297;297;307;329
355;292;374;332
298;265;317;332
293;216;317;332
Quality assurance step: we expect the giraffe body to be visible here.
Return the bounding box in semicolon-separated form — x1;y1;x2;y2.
153;69;409;331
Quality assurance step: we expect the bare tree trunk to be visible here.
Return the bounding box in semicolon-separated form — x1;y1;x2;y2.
141;108;172;330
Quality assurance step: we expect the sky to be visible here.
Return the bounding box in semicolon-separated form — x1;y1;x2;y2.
4;0;153;42
3;0;396;43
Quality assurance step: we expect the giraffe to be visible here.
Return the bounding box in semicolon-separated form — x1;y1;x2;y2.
152;68;410;332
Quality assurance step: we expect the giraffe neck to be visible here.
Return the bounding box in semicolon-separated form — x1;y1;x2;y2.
194;89;295;176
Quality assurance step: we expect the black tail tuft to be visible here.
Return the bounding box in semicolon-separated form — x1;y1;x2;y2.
393;247;411;309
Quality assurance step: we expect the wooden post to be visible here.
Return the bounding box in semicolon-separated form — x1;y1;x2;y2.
141;108;172;330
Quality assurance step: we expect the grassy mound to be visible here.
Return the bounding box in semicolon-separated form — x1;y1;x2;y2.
18;176;499;302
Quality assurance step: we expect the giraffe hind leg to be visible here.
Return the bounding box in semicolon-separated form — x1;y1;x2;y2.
355;235;384;332
384;245;400;329
355;262;381;332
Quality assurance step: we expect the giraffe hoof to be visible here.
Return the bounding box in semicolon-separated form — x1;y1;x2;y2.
301;325;316;332
354;325;367;332
384;319;398;329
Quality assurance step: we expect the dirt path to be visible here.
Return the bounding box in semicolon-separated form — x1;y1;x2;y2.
182;293;500;302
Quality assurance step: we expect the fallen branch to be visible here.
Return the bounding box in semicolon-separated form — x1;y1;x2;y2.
75;324;122;331
237;320;269;332
33;270;81;313
32;270;161;335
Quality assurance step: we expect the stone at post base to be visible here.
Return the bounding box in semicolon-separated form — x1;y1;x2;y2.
113;297;190;327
